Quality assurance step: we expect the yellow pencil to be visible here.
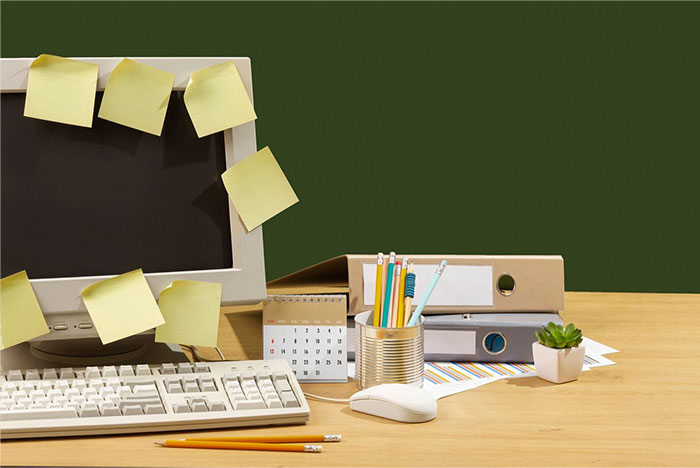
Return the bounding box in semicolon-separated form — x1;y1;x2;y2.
155;440;322;453
185;434;341;443
373;253;384;327
396;257;408;327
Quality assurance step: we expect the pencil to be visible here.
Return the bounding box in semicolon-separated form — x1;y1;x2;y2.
407;260;447;327
403;263;415;326
373;253;384;327
390;261;401;327
185;434;342;443
379;252;389;326
396;257;408;327
155;440;322;453
381;252;396;327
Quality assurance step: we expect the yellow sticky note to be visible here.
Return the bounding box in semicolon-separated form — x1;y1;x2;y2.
98;58;174;136
24;54;98;127
184;61;257;138
81;269;165;345
1;271;49;350
221;146;299;231
155;280;222;347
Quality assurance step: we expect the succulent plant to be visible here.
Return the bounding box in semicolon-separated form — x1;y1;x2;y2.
535;322;583;349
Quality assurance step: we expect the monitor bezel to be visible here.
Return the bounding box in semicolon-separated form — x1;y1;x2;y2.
0;57;266;328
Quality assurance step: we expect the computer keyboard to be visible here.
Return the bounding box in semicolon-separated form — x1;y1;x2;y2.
0;359;309;439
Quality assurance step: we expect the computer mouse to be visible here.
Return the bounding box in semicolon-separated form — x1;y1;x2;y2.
349;383;437;423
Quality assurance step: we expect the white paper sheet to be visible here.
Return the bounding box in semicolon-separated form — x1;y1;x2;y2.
362;263;493;307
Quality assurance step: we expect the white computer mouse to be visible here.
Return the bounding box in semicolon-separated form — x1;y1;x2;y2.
349;383;437;423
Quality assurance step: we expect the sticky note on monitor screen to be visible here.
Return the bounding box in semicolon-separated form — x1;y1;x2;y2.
81;269;165;345
221;146;299;231
1;271;50;350
97;58;175;136
155;280;222;347
24;54;99;128
184;61;257;138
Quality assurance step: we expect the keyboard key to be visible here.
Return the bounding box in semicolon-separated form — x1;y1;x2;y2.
172;403;191;413
7;370;23;381
71;379;87;392
167;383;183;394
106;378;121;391
160;363;176;375
0;407;78;421
194;363;210;373
232;399;266;410
29;389;45;401
47;389;63;400
85;367;101;378
102;366;118;377
222;372;240;384
88;379;104;390
42;368;58;380
144;404;165;415
279;391;299;408
38;381;53;393
2;382;18;392
184;382;199;393
209;401;226;411
25;369;40;381
55;380;70;393
59;368;75;379
267;399;283;409
133;384;158;394
122;405;144;416
177;363;193;374
272;370;286;381
199;378;216;392
190;401;208;412
241;371;254;381
12;391;28;402
274;379;291;393
80;403;100;417
18;397;33;408
118;365;135;377
135;364;151;376
100;403;121;417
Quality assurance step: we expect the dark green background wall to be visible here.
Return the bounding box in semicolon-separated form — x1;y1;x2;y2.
2;2;699;292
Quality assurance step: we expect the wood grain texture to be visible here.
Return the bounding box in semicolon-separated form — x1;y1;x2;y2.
2;292;699;467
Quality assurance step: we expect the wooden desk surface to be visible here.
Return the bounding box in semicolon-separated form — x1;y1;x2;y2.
2;292;699;467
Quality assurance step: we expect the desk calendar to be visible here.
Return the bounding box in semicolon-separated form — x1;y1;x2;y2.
263;294;347;382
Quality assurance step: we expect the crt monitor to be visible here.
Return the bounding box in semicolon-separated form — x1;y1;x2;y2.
0;57;266;366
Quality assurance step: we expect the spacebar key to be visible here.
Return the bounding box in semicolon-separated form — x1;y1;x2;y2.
0;408;79;421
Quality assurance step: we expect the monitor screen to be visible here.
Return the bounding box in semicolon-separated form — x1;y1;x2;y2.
1;92;233;279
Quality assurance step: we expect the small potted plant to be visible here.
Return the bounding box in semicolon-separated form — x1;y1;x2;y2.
532;322;585;384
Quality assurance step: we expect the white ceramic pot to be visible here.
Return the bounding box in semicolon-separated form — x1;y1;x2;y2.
532;342;586;384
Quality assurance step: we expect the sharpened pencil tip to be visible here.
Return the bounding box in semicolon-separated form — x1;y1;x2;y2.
154;441;165;446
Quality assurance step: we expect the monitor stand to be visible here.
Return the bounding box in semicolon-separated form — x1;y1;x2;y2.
0;336;188;370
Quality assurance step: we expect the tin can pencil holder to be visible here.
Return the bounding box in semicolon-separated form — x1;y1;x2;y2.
354;310;424;389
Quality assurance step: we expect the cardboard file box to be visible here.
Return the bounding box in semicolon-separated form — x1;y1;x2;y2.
268;254;565;316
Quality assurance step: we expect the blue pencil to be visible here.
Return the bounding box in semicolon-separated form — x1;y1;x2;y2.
381;252;396;327
407;260;447;327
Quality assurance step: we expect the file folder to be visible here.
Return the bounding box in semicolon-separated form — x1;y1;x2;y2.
268;255;565;316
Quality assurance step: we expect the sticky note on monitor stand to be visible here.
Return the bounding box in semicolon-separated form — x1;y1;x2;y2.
221;146;299;231
1;271;50;350
184;61;257;138
24;54;99;127
81;269;165;345
98;58;175;136
155;280;222;347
